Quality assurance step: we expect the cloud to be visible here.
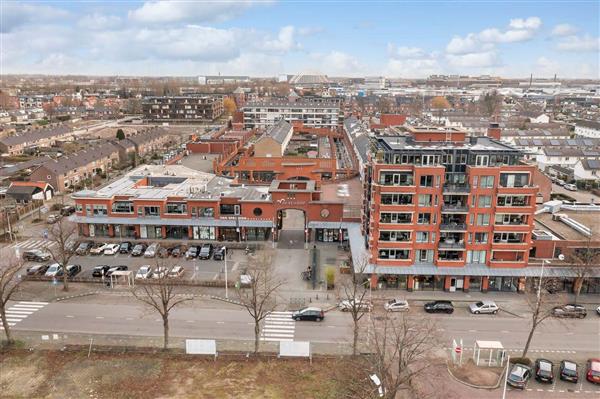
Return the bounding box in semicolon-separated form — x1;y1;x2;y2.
509;17;542;30
259;26;300;52
479;28;537;43
1;2;70;33
388;44;428;59
556;34;600;52
128;0;266;24
552;23;578;37
446;51;500;68
307;51;364;76
78;13;122;30
385;58;441;78
298;26;324;36
536;56;560;76
446;34;492;55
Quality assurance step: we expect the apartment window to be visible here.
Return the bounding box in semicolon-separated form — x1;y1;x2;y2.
495;214;527;225
91;205;107;216
142;206;160;217
380;212;412;224
431;232;436;243
475;155;489;166
418;194;432;207
378;249;410;260
497;196;527;206
442;154;453;164
381;194;413;205
476;214;490;226
472;176;478;188
493;232;524;243
499;173;529;188
435;175;441;187
475;232;488;244
86;204;92;215
379;231;411;241
416;249;434;263
467;250;487;264
112;201;134;213
422;155;440;166
478;195;492;208
434;195;438;206
469;214;474;225
416;231;429;243
380;171;414;186
166;202;187;214
480;176;495;188
76;204;83;212
417;213;431;224
420;175;433;187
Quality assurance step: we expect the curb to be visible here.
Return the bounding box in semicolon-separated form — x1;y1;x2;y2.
446;360;506;390
55;291;99;302
210;295;244;306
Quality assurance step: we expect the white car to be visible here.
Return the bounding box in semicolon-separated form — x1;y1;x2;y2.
168;266;184;278
469;300;499;314
44;263;63;277
384;299;410;312
339;299;372;312
103;243;120;255
144;243;159;258
89;243;108;255
152;266;168;279
135;265;153;279
563;183;577;191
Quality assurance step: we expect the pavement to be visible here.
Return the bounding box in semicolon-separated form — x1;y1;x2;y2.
551;182;600;203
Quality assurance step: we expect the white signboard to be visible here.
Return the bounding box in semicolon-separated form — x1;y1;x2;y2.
279;341;310;358
185;339;217;358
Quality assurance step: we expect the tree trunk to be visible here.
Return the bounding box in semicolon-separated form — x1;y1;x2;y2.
62;270;69;292
573;277;583;304
254;320;260;354
352;319;359;356
521;323;536;359
1;306;13;344
162;315;169;350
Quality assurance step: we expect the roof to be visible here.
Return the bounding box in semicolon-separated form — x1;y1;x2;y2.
0;156;51;177
0;125;71;146
377;135;517;152
6;185;38;196
9;181;52;190
502;129;570;138
353;134;372;163
575;119;600;130
264;120;292;144
37;142;119;175
535;210;600;240
126;127;169;146
580;159;600;170
244;99;340;109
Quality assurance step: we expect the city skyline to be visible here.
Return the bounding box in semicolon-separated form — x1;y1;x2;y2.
1;0;599;78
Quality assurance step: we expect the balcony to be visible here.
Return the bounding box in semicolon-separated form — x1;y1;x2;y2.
440;223;467;231
443;183;470;194
441;204;469;213
438;241;466;249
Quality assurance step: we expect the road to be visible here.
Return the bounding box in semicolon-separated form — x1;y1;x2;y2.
551;182;600;203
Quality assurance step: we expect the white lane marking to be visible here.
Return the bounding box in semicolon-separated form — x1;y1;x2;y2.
269;311;294;315
5;311;32;315
19;301;49;305
11;304;44;309
216;321;225;324
262;337;293;342
4;314;28;319
468;329;477;332
6;318;24;323
262;328;295;334
125;317;134;321
260;332;294;338
96;316;104;319
65;315;74;318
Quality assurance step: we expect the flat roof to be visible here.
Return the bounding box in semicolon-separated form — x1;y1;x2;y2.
535;210;600;241
377;135;518;152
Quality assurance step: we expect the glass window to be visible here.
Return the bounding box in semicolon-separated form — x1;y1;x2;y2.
419;175;433;187
417;213;431;224
112;201;134;213
418;194;432;207
476;214;490;226
478;195;492;208
416;232;429;242
378;249;410;260
480;176;495;188
380;213;413;224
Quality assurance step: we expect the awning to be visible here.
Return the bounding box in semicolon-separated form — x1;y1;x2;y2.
307;221;354;229
71;215;272;228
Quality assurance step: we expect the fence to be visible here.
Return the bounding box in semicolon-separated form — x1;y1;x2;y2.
0;200;44;234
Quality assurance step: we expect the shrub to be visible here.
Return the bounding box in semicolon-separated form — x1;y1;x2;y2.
509;357;532;366
325;266;335;289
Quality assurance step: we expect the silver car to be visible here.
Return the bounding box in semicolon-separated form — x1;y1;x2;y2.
469;300;499;314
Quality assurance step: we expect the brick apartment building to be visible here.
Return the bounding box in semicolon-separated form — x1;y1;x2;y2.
142;96;224;123
242;99;343;129
362;126;539;292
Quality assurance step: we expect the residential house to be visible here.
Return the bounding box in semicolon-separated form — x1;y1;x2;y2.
6;181;54;203
0;125;72;155
574;119;600;138
573;159;600;181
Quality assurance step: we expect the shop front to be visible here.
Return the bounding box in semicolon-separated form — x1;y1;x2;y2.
413;275;445;291
166;226;188;239
488;276;519;292
246;227;271;241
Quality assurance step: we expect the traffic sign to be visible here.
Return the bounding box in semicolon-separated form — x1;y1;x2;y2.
455;346;462;354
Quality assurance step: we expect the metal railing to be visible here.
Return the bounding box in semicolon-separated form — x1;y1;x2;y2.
441;204;469;212
438;241;466;249
439;223;467;231
442;184;470;193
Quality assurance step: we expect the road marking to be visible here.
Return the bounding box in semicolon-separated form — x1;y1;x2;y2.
216;321;225;324
186;320;194;323
262;337;293;342
327;326;336;328
96;316;104;319
12;304;45;309
125;317;134;321
65;315;74;318
5;314;28;319
19;301;49;305
6;311;32;316
261;332;294;338
6;318;24;323
500;330;509;333
468;329;477;332
261;312;296;341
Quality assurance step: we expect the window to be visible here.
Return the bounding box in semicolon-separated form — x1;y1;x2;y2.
76;204;82;212
480;176;495;188
497;196;527;206
112;201;134;213
378;249;410;260
475;232;488;244
419;175;433;187
380;171;414;186
93;205;108;216
381;194;413;205
166;203;187;214
476;214;490;226
416;249;434;263
416;232;429;242
379;231;411;241
418;194;432;207
472;176;478;187
494;214;527;225
417;213;431;224
253;207;263;216
478;195;492;208
475;155;489;166
499;173;529;188
380;212;412;224
86;204;91;215
422;155;440;166
467;250;487;264
493;232;525;243
142;206;160;217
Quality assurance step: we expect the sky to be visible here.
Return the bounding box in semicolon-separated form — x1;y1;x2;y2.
1;0;599;78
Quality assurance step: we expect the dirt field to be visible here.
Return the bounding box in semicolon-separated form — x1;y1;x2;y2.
0;349;362;399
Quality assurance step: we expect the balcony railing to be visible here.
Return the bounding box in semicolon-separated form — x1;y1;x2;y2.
441;204;469;213
443;184;470;193
438;241;466;249
493;240;527;244
440;223;467;231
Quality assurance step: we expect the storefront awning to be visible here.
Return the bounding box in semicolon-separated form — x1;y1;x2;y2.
71;215;272;228
307;221;353;229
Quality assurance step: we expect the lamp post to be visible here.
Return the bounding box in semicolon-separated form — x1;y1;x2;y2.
537;260;549;301
224;246;228;299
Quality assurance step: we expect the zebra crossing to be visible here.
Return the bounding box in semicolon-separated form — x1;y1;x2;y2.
0;301;48;329
8;238;56;250
260;311;295;342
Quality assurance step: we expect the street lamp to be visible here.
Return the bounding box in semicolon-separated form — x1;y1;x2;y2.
223;246;228;299
537;259;550;300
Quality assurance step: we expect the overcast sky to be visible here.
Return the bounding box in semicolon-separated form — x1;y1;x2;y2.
1;0;599;78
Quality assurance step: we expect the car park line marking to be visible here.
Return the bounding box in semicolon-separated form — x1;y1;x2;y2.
95;316;104;319
20;301;48;305
5;314;28;319
65;315;74;318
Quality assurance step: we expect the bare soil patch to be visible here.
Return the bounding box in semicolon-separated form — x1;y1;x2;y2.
450;360;503;387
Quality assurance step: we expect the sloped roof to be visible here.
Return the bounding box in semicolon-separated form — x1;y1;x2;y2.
264;120;292;144
581;159;600;170
9;181;53;190
0;125;71;146
38;142;119;174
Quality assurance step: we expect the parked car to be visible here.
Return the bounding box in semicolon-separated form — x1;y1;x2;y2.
338;299;372;312
144;243;159;258
597;305;600;316
384;299;409;312
103;243;120;255
424;300;454;314
105;265;128;277
171;245;186;258
66;264;82;277
198;243;214;260
556;179;566;186
185;246;199;259
46;214;61;224
586;359;600;384
136;265;153;279
507;363;532;389
119;242;132;254
213;246;227;260
469;300;499;315
22;249;51;262
564;183;578;191
157;247;170;258
75;241;92;255
60;205;76;216
292;307;324;321
92;265;111;277
44;263;63;277
152;267;168;279
89;243;109;255
26;264;49;275
168;266;184;278
535;359;554;383
560;360;579;382
131;244;146;257
552;304;587;318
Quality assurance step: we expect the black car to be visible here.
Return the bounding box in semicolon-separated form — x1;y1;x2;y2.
105;265;128;277
60;205;76;216
535;359;554;383
560;360;579;383
75;241;92;256
26;264;50;275
552;304;587;319
424;300;454;314
131;244;146;257
198;243;214;260
213;246;227;260
66;264;82;277
507;363;532;389
292;307;324;322
92;265;111;277
171;245;186;258
22;249;52;262
119;242;132;254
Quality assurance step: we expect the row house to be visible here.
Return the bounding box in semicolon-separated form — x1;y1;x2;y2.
0;125;72;155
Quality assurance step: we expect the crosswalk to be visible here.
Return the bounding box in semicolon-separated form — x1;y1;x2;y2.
8;238;57;250
0;301;48;329
261;311;295;342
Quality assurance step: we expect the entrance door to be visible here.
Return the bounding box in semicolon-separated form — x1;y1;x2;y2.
89;224;95;237
456;277;464;290
140;225;147;239
449;278;456;292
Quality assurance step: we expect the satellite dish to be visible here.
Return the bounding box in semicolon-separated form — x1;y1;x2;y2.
558;254;565;261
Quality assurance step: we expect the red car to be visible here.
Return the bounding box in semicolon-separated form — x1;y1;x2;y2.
587;359;600;384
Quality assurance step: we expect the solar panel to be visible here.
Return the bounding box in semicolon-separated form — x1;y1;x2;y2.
550;140;560;145
587;159;600;169
583;140;594;146
567;139;577;146
532;139;543;146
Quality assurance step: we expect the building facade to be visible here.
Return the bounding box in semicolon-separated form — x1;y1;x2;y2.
143;96;224;123
242;100;343;129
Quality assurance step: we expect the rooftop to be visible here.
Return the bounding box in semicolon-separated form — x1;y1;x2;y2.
0;125;71;146
535;209;600;241
376;135;518;152
244;99;340;109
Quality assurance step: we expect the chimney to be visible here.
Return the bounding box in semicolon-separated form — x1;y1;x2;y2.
487;121;501;140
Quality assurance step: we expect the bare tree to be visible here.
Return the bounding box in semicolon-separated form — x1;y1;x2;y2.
521;286;555;358
47;218;78;292
132;259;191;350
338;255;370;356
479;90;502;117
236;251;283;353
0;251;25;345
566;240;599;304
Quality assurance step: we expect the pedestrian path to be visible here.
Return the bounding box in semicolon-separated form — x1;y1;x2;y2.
8;238;56;250
260;311;295;342
444;347;577;354
0;301;48;329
